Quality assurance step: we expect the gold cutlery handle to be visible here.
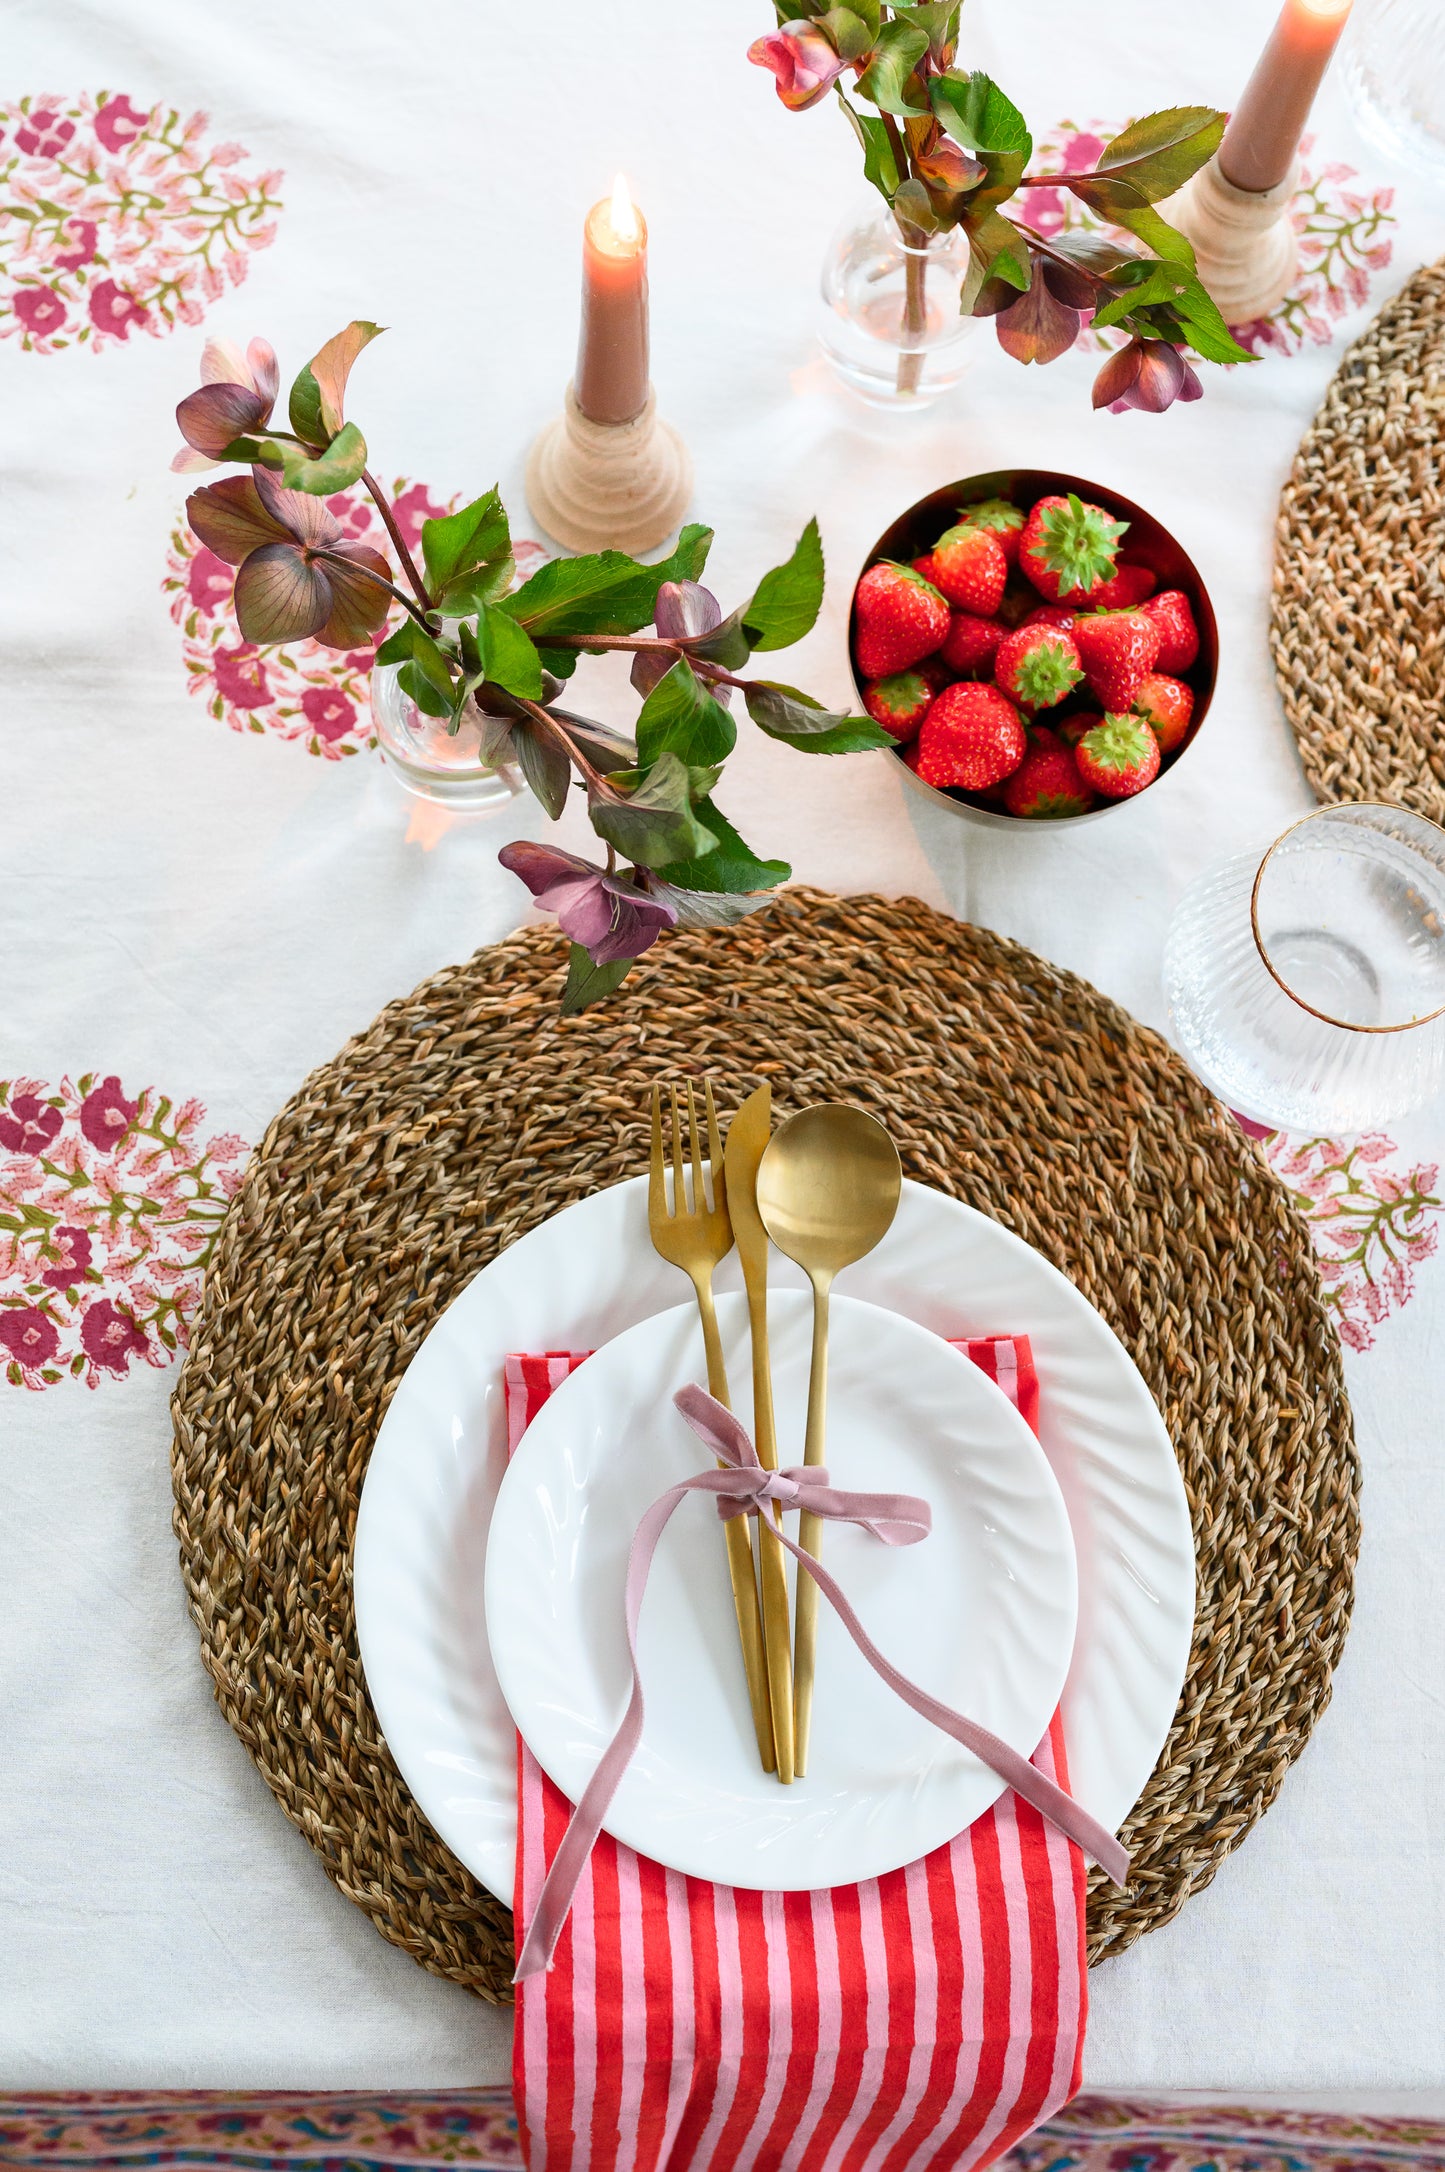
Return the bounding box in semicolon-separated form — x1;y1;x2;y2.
793;1269;831;1777
695;1273;777;1775
748;1292;795;1786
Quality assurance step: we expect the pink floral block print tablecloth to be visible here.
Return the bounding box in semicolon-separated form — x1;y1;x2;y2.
2;0;1444;2106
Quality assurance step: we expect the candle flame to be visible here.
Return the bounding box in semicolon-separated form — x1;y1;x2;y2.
1297;0;1352;17
608;171;640;246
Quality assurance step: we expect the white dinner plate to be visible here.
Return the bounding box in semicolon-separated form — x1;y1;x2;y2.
485;1292;1078;1890
354;1175;1195;1902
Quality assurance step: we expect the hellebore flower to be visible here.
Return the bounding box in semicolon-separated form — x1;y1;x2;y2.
1093;338;1203;415
747;23;849;110
499;841;679;966
185;467;391;649
630;580;731;704
173;335;280;472
980;256;1084;366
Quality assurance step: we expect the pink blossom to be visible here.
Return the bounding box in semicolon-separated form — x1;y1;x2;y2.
209;141;246;167
499;841;679;965
1061;132;1105;174
1411;1162;1439;1191
747;23;851;110
13;286;67;338
212;642;274;709
0;1094;62;1156
93;94;150;155
50;216;98;271
87;277;149;339
1337;1316;1372;1351
81;1299;150;1374
15;109;75;160
0;1307;60;1368
79;1076;139;1152
1020;186;1067;239
300;686;357;742
41;1225;93;1288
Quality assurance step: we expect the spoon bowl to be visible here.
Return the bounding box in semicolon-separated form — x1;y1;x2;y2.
755;1106;902;1283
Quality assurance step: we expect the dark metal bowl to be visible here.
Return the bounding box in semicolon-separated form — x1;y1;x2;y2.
851;468;1220;829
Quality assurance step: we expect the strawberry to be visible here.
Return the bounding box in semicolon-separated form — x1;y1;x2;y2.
1073;608;1161;712
1057;709;1101;747
1075;713;1161;800
1132;672;1194;755
912;553;941;584
1020;493;1129;602
956;496;1025;567
863;670;932;743
993;623;1082;712
910;683;1026;791
1082;560;1157;611
1141;589;1200;674
939;611;1005;679
1002;730;1095;819
853;561;951;678
1023;603;1078;632
929;523;1009;616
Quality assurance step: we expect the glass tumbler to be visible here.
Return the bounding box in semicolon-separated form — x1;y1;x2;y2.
819;201;977;409
1163;803;1445;1131
1343;0;1445;182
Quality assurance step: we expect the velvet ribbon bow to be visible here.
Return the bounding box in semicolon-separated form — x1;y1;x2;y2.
513;1384;1129;1981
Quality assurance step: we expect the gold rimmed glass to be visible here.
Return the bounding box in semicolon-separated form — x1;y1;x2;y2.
1163;803;1445;1131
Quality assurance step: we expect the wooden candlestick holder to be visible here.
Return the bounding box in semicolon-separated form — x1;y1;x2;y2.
1162;153;1302;328
526;384;693;556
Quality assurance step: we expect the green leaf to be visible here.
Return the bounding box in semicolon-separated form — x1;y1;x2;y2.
814;6;873;59
398;659;452;718
635;659;737;768
249;421;369;495
589;753;718;869
891;0;959;62
287;363;325;444
378;617;456;707
536;644;580;681
930;70;1031;162
744;681;893;754
855;18;929;113
742;518;825;652
421;487;512;595
653;798;790;895
891;178;940;239
647;879;781;929
308;319;384;436
548;706;638;772
1166;268;1257;364
960;208;1031;313
500;524;714;643
837;91;901;200
476;601;543;699
1063;179;1198;269
1090;261;1189;330
513;718;572;817
561;945;634;1017
1085;108;1226;207
679;605;753;672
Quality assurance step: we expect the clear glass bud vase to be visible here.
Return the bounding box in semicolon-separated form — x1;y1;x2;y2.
1344;0;1445;182
371;662;525;812
819;201;976;409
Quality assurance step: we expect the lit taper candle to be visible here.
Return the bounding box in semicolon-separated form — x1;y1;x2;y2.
1220;0;1355;194
526;173;692;555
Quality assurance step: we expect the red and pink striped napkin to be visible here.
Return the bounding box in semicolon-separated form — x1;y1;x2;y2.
504;1337;1086;2172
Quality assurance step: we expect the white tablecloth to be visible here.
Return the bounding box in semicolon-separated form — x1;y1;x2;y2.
3;0;1443;2096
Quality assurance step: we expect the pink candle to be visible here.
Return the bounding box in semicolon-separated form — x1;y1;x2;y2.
575;174;650;426
1219;0;1354;194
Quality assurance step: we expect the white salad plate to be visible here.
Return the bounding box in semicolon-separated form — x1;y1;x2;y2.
485;1291;1078;1890
354;1174;1196;1903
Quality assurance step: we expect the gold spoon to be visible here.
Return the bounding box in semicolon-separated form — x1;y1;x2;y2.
755;1104;902;1776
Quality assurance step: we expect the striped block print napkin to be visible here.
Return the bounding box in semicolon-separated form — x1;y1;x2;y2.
504;1336;1086;2172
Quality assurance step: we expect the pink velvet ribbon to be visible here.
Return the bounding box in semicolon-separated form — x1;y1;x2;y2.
513;1382;1130;1981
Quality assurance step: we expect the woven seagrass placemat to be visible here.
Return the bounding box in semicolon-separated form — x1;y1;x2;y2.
171;888;1359;2004
1273;255;1445;823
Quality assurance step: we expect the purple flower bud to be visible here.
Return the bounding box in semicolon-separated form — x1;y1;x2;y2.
173;334;279;467
499;841;679;966
1093;338;1204;415
631;580;732;704
746;24;849;110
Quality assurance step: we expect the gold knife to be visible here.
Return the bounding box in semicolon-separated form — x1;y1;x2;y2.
724;1084;796;1785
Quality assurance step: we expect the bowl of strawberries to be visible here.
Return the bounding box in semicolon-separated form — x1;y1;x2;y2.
849;470;1217;825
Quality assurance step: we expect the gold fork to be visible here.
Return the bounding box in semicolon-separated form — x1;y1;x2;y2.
649;1081;776;1774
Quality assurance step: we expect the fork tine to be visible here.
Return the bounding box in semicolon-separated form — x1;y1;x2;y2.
686;1082;706;1220
704;1080;723;1212
669;1083;687;1216
649;1083;666;1219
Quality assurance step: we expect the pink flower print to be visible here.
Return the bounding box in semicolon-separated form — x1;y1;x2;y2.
0;1094;62;1156
300;686;357;743
80;1299;149;1374
211;642;273;709
50;216;98;272
15;109;75;160
41;1225;93;1288
390;484;454;554
1061;132;1105;173
1021;186;1067;239
92;94;150;155
79;1076;139;1152
0;1307;60;1368
186;546;234;615
13;286;67;338
87;277;149;340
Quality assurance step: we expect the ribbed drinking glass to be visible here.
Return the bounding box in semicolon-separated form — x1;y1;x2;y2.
1343;0;1445;182
1163;803;1445;1131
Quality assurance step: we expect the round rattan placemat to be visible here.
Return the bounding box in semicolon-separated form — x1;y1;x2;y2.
1274;255;1445;823
171;888;1359;2004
